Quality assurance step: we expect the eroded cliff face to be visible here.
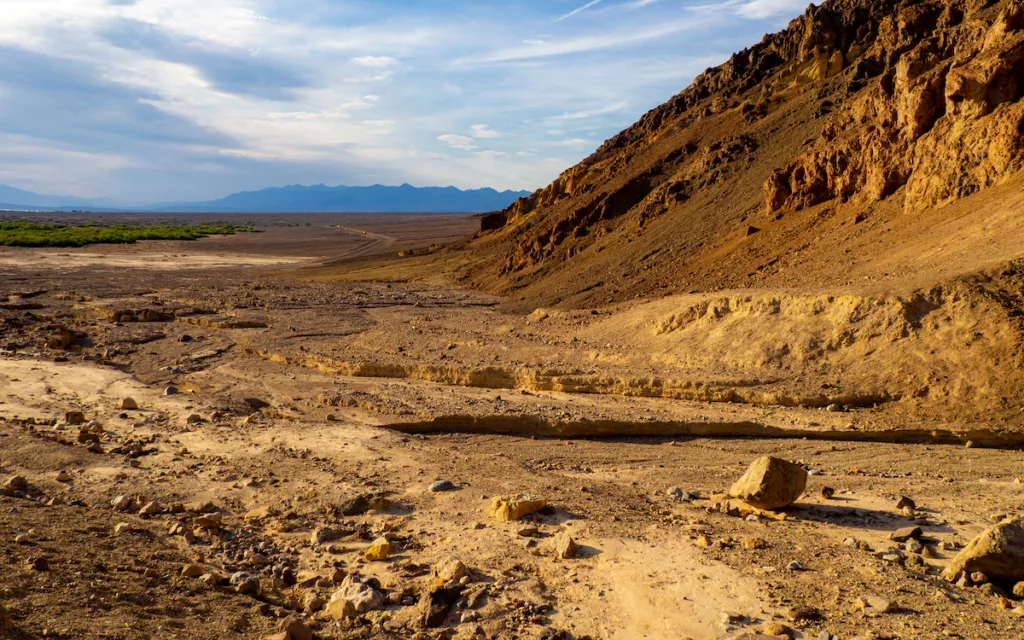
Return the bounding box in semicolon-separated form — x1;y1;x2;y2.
767;0;1024;213
464;0;1024;304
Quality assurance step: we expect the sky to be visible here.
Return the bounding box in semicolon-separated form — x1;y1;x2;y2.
0;0;811;203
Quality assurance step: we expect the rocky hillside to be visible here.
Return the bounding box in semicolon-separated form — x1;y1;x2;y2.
459;0;1024;308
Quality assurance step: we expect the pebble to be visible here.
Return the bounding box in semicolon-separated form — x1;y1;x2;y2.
429;480;456;492
786;561;806;571
181;564;204;578
55;471;71;482
164;386;178;396
119;397;139;410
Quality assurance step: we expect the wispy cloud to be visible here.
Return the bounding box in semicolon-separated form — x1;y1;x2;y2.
555;0;604;22
0;0;810;200
437;134;476;151
470;124;501;139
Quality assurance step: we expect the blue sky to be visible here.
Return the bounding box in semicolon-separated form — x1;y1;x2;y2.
0;0;809;203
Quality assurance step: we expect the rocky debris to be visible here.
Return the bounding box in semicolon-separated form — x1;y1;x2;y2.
666;486;697;502
111;495;135;512
890;526;923;543
27;556;49;572
551;532;579;559
338;491;390;516
113;523;135;536
164;386;178;396
55;470;71;482
944;518;1024;585
820;486;835;500
119;397;138;410
275;617;313;640
896;496;916;511
729;457;807;510
854;595;895;615
489;495;548;521
181;564;204;578
328;574;385;618
420;584;463;628
364;536;392;561
139;501;161;517
64;411;85;425
429;479;456;492
433;558;470;586
310;526;349;546
230;571;261;596
304;592;326;613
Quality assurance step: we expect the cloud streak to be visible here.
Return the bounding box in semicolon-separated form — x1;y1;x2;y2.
555;0;604;22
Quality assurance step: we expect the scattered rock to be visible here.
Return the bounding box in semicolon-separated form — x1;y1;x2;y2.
28;557;49;572
338;491;390;516
420;585;463;628
364;536;392;561
304;593;326;613
786;561;806;572
65;411;85;425
230;572;261;596
896;496;916;511
729;456;807;510
113;523;134;536
552;532;579;559
328;575;385;618
429;480;457;492
820;486;835;500
433;558;471;586
279;617;312;640
181;564;204;578
164;386;178;396
854;595;895;614
55;470;71;482
889;526;923;543
945;518;1024;585
119;397;139;410
139;501;161;517
489;495;548;521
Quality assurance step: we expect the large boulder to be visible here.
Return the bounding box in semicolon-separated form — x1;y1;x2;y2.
944;518;1024;585
729;456;807;510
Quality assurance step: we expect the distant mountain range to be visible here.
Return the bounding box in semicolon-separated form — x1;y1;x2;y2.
0;183;532;214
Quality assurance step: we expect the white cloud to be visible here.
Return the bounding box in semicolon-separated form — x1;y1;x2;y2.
546;101;628;122
352;56;400;68
555;0;604;22
470;124;501;139
735;0;808;19
475;150;508;159
437;134;476;150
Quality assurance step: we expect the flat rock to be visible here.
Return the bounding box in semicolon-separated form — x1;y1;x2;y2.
488;495;548;521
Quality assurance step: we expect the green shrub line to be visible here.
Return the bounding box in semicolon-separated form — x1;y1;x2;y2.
0;222;260;248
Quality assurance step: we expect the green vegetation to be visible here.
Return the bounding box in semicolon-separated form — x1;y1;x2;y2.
0;221;259;248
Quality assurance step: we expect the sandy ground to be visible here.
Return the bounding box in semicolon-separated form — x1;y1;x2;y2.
2;219;1024;640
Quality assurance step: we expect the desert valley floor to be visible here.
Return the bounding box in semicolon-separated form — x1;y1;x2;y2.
2;215;1024;640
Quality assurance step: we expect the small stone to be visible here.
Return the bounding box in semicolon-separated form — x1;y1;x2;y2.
787;561;806;571
113;522;133;536
788;605;822;622
905;539;924;554
231;572;261;596
181;564;204;578
820;487;835;500
164;386;178;396
139;501;161;517
278;617;312;640
516;526;540;537
971;571;990;585
552;532;578;559
364;537;392;561
304;593;326;613
488;495;548;521
889;526;922;542
666;487;693;502
194;516;220;530
763;621;794;637
15;534;30;544
86;442;104;454
896;496;916;511
128;459;141;468
28;557;49;571
56;471;71;482
742;537;767;550
429;480;457;492
854;595;895;614
944;518;1024;584
119;397;139;410
433;558;471;585
881;553;904;564
1014;582;1024;598
65;411;86;425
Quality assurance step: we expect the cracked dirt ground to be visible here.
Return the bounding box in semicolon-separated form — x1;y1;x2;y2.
2;221;1024;640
